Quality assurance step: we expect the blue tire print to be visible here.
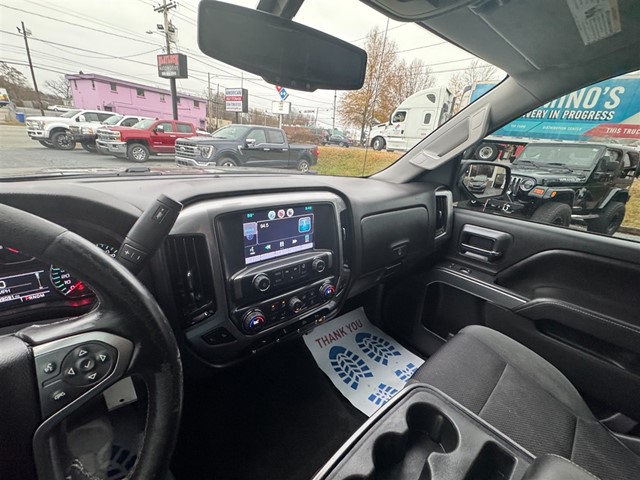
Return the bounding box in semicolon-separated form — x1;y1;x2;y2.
329;346;373;390
356;332;402;366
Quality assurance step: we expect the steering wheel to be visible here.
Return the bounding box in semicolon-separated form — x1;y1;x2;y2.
0;203;183;479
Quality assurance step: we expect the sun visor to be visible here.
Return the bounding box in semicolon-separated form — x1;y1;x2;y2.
468;0;638;70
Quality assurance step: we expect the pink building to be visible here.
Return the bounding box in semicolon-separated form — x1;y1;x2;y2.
65;73;207;128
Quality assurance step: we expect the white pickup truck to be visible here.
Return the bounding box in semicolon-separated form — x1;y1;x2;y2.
69;114;148;152
26;109;117;150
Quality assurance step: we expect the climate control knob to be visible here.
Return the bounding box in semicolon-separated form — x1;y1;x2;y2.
288;296;303;314
252;273;271;292
312;257;326;273
242;309;266;333
319;283;336;300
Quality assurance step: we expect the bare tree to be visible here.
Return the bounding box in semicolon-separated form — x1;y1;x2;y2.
389;58;437;108
448;59;499;106
44;75;71;102
339;26;398;143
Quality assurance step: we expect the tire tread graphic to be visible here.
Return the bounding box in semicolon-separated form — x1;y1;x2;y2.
356;332;402;366
329;346;373;390
368;383;399;406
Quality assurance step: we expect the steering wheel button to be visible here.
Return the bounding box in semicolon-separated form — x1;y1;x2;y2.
77;348;89;357
78;358;95;372
96;352;109;363
65;367;77;377
52;390;68;402
43;362;57;374
86;372;98;382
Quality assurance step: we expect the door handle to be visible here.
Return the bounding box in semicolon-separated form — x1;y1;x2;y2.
459;225;512;262
263;148;271;151
169;135;177;138
460;243;503;258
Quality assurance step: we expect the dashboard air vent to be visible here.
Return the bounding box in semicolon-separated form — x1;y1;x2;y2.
339;209;352;268
165;235;215;328
435;191;453;240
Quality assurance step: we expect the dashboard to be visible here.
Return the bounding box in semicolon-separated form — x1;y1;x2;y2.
0;218;123;325
0;173;448;365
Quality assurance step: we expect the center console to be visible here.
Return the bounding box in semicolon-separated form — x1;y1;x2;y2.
163;191;349;364
313;383;534;480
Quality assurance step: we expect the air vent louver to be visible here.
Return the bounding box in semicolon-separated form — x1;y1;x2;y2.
435;191;452;240
165;235;215;328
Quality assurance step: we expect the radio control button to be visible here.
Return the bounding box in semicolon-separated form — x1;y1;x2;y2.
252;274;271;292
312;258;326;273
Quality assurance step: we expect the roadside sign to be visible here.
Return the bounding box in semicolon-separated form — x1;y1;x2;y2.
271;101;291;115
225;88;249;113
276;85;289;101
157;54;188;79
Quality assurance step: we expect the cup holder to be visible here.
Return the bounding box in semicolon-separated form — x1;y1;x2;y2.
370;403;459;479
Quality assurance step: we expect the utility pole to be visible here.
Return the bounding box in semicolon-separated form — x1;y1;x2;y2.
332;90;337;132
18;22;44;116
154;0;178;120
215;83;220;129
207;72;212;131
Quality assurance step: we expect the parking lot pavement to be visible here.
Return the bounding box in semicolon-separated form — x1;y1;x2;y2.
0;124;172;175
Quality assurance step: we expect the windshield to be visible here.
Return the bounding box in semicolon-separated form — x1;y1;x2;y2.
211;126;250;140
132;119;155;130
102;115;123;125
59;109;81;118
0;0;505;178
516;145;603;168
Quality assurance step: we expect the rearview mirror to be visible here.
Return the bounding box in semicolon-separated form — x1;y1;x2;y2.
197;1;367;91
460;161;511;200
245;138;256;148
77;115;86;123
154;125;165;133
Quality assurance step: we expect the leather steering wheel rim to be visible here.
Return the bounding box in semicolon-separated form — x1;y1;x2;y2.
0;202;183;479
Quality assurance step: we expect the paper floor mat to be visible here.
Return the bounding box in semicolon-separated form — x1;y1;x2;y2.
303;307;425;416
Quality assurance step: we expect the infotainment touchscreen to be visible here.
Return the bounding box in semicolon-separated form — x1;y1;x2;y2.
242;205;314;265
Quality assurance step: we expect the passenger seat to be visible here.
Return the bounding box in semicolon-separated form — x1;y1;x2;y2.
411;325;640;480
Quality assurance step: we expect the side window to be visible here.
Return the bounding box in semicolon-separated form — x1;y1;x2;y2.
391;111;407;123
456;72;638;241
157;122;173;133
121;117;139;127
423;113;432;124
247;129;267;144
267;130;285;144
97;113;114;122
83;113;100;122
176;123;193;133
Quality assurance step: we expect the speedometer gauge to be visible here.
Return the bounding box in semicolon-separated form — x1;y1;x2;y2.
49;243;118;298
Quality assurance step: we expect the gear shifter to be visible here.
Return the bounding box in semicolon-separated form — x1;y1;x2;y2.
116;194;183;274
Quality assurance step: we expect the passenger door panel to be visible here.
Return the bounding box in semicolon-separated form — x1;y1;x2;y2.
386;207;640;419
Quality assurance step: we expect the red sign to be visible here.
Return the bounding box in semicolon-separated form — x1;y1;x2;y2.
157;53;188;79
584;123;640;139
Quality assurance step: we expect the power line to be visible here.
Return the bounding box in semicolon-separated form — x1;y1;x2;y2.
1;4;161;46
397;42;448;53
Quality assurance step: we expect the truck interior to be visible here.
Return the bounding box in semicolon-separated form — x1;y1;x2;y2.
1;0;640;479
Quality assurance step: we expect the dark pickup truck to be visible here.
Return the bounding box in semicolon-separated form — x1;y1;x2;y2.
174;124;318;172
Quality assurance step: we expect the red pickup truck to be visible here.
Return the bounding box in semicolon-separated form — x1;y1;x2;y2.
96;119;197;162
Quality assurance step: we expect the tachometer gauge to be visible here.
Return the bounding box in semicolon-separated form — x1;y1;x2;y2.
96;243;118;258
49;243;118;298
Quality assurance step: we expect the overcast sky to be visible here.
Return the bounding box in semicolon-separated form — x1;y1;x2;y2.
0;0;492;127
